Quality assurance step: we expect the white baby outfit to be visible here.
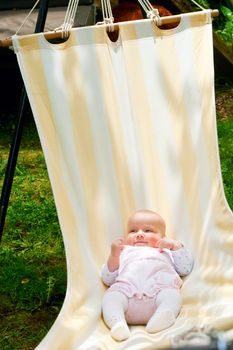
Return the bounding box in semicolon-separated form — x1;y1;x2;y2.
101;245;193;325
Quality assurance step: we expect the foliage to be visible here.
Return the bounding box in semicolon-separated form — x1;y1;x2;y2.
190;0;233;50
217;119;233;209
215;5;233;47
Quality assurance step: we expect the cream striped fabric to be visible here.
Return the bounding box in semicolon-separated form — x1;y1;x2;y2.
13;10;233;350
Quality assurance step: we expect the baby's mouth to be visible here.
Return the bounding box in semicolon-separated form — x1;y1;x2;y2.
134;241;148;246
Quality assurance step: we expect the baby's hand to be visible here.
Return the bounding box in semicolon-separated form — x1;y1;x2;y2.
156;237;183;252
107;239;125;272
111;238;125;258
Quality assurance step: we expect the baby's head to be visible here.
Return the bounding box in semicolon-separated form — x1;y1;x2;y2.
125;209;166;248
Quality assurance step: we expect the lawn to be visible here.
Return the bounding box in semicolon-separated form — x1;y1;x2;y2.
0;120;66;350
0;80;232;349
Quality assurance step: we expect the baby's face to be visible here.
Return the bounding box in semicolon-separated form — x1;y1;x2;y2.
125;211;165;248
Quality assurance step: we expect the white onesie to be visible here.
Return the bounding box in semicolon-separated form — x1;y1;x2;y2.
101;246;193;324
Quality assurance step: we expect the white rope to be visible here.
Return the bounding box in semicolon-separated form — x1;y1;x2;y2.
137;0;162;25
189;0;206;10
99;0;114;31
55;0;80;38
146;8;162;25
102;0;113;19
98;0;162;30
15;0;41;35
15;0;80;39
137;0;154;14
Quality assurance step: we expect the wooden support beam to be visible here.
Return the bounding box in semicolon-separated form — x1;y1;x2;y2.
0;9;219;48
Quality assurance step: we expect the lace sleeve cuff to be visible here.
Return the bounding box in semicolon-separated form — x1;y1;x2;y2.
100;263;118;286
171;247;194;276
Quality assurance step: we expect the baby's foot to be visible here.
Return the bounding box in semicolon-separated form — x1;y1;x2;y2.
146;309;176;333
110;321;130;341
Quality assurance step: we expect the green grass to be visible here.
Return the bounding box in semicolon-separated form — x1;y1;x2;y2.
0;83;232;349
217;119;233;208
0;121;66;350
216;81;233;211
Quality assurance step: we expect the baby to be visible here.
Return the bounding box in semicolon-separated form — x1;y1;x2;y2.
101;209;194;341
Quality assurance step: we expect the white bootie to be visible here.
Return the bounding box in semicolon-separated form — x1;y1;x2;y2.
146;309;175;333
110;321;130;341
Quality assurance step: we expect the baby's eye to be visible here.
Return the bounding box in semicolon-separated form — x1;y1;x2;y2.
145;229;152;233
129;230;137;233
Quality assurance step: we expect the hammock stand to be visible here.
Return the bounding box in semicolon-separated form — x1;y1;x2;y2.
0;0;50;240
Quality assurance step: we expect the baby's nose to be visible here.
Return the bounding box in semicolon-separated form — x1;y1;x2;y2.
136;230;144;238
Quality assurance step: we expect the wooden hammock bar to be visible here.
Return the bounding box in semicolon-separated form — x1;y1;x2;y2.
0;9;219;48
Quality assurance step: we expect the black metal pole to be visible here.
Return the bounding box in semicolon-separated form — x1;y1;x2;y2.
0;0;50;241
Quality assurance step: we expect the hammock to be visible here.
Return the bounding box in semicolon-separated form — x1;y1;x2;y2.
12;9;233;350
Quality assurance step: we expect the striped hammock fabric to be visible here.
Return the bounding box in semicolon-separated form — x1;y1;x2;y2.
12;10;233;350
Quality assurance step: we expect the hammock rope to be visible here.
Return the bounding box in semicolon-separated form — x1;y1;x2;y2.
189;0;206;10
0;0;219;48
55;0;80;38
7;0;209;39
12;0;80;39
14;0;41;35
100;0;114;31
137;0;161;24
99;0;162;27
